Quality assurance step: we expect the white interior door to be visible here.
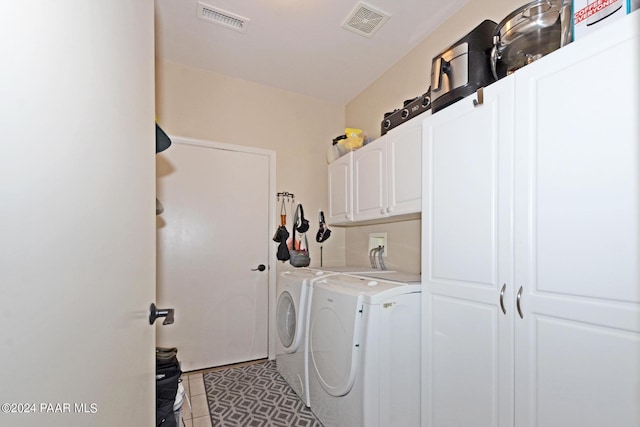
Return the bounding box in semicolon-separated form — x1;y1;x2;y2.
0;1;156;426
156;138;274;371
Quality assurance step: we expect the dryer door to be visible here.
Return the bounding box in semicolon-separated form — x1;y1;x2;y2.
276;290;299;353
310;284;363;397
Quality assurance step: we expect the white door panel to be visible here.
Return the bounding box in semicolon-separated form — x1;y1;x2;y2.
386;122;422;215
429;103;498;286
428;295;501;427
530;315;640;427
1;1;155;425
327;152;353;224
353;142;387;221
156;139;272;371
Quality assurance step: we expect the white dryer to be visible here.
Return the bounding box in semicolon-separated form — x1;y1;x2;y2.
275;268;337;407
307;274;421;427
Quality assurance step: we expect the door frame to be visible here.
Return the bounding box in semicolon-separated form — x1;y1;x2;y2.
166;135;278;359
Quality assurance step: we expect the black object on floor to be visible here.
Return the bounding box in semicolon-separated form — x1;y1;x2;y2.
156;347;182;427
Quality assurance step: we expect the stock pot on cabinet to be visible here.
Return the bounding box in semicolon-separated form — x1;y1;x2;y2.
491;0;572;80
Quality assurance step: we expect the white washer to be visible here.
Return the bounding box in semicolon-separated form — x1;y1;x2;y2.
308;274;421;427
275;268;337;407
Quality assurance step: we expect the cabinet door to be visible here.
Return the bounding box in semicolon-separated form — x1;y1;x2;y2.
386;118;422;216
513;14;640;427
353;138;387;221
327;151;353;224
422;77;515;427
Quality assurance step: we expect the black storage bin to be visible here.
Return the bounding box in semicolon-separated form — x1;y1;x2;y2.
156;347;182;427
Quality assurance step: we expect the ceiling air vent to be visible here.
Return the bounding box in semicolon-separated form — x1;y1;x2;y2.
196;2;250;34
341;2;390;38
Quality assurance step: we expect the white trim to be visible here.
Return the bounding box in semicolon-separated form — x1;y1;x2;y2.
167;135;278;361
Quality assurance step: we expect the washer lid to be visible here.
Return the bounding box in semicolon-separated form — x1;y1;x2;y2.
315;274;421;304
310;283;363;397
352;271;421;284
280;268;338;283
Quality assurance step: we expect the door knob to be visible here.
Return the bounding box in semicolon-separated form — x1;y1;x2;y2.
149;303;175;325
251;264;266;272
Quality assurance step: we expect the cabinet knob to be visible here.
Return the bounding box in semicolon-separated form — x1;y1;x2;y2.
380;208;386;215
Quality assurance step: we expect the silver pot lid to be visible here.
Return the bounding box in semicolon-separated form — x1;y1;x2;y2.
494;0;567;47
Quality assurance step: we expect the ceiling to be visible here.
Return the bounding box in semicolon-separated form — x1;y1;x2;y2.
154;0;470;104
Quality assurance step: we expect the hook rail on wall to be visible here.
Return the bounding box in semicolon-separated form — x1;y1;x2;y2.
276;192;295;203
277;192;295;226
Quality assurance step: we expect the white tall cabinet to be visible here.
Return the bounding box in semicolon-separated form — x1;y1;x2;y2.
512;15;640;426
422;74;516;427
421;12;640;427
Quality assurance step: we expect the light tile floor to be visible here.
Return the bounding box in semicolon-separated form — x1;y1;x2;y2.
179;372;212;427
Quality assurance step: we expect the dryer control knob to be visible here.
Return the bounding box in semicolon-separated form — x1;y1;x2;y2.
367;281;378;287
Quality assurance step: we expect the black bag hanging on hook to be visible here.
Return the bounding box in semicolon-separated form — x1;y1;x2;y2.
316;211;331;243
274;197;290;261
295;204;309;233
277;233;290;261
290;204;310;267
274;225;291;261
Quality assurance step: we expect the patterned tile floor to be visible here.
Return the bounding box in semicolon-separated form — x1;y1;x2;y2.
179;372;214;427
202;360;322;426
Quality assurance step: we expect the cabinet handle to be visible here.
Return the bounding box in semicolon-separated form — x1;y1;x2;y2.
516;286;524;319
473;87;484;107
499;284;506;315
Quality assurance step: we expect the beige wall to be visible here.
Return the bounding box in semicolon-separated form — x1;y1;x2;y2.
155;59;346;270
344;0;518;274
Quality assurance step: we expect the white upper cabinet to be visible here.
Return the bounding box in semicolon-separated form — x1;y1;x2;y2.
386;119;422;216
327;151;353;224
422;11;640;427
329;118;422;225
353;136;387;221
